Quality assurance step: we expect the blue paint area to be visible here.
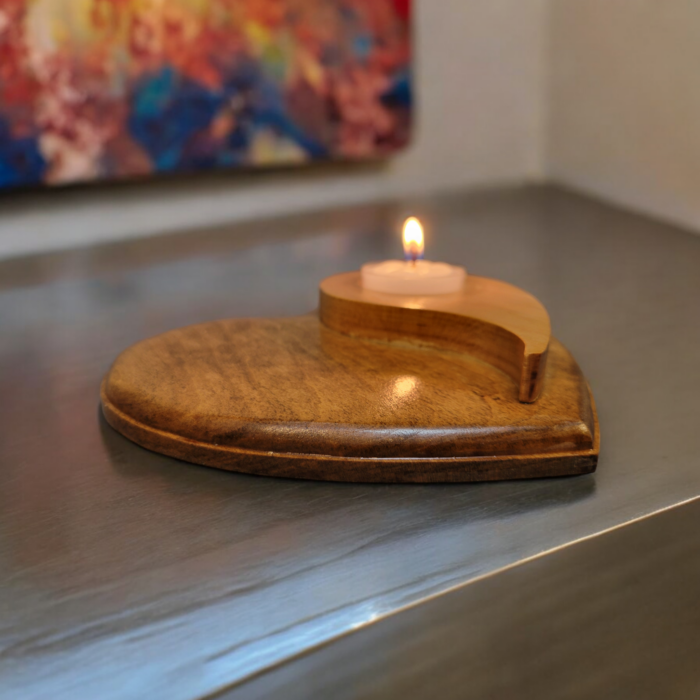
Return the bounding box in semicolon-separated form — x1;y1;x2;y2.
128;67;224;171
220;60;327;159
382;70;412;109
353;35;373;61
221;56;262;95
128;63;327;171
218;59;262;160
253;80;328;159
0;119;46;188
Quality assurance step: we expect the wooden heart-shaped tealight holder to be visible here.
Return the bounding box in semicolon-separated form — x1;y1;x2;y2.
101;272;599;482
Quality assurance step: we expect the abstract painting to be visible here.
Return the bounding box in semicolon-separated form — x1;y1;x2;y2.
0;0;412;189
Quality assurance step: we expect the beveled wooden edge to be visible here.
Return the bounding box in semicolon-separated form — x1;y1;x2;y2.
319;272;551;402
101;380;599;484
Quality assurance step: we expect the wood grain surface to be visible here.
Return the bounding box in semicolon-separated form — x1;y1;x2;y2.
320;272;551;402
101;313;597;482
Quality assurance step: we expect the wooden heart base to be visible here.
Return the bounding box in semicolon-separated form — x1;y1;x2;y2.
101;275;599;482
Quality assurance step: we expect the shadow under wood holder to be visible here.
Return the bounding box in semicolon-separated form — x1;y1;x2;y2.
101;272;599;483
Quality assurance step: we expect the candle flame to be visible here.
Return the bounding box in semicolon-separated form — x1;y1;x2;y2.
402;217;424;262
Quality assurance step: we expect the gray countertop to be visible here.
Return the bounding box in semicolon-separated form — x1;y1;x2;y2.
224;494;700;700
1;186;699;699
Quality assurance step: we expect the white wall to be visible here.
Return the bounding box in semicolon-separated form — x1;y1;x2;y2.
547;0;700;232
0;0;546;260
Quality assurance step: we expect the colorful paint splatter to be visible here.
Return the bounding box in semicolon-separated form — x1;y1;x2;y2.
0;0;412;188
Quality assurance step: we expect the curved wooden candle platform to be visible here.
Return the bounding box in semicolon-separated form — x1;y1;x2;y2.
320;273;550;402
101;315;598;483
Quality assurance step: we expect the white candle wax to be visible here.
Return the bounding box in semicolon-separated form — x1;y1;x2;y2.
361;259;466;295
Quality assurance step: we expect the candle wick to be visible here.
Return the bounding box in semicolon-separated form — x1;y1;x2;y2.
407;243;419;267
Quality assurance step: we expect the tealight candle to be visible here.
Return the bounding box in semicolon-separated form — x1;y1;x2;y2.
361;217;466;295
